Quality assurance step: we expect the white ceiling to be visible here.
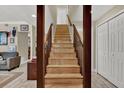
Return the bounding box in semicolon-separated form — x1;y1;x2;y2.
68;5;114;22
0;5;115;26
0;5;36;25
92;5;114;21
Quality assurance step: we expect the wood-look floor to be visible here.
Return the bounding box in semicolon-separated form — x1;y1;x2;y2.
0;63;116;88
92;73;117;88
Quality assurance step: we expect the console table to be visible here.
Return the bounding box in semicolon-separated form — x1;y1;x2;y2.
27;58;37;80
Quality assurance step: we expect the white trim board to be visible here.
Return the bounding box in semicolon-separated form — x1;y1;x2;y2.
96;9;124;27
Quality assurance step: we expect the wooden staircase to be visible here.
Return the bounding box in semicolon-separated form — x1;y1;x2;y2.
45;25;83;87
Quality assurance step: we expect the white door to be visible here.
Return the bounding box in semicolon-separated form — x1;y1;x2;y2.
97;12;124;87
97;22;109;77
108;13;124;87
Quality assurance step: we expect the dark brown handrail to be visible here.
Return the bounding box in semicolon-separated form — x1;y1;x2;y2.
67;15;83;75
73;24;83;75
44;24;53;74
73;24;83;47
67;15;72;26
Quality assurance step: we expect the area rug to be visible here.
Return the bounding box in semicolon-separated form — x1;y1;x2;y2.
0;72;23;88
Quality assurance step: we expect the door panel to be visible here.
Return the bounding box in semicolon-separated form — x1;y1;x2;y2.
97;22;109;77
97;13;124;87
108;13;124;87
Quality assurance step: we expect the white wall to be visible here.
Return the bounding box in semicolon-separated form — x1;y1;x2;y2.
57;7;68;24
70;6;83;22
69;5;83;43
92;21;97;72
45;6;55;34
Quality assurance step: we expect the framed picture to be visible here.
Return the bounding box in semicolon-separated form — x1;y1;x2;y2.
10;38;15;43
20;25;29;31
0;32;8;45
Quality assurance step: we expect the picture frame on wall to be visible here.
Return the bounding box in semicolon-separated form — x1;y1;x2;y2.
10;38;15;43
0;32;8;45
20;24;29;31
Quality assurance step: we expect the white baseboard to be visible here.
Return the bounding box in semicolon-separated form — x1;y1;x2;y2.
92;68;97;73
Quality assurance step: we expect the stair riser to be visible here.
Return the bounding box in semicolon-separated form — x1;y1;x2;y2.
55;34;70;35
55;31;69;33
50;53;76;58
45;78;83;84
51;48;75;53
52;44;73;48
54;38;71;41
54;41;72;43
49;60;78;65
54;38;71;40
56;27;68;29
49;56;76;59
55;34;70;36
47;67;80;74
54;40;71;42
54;35;71;39
54;36;70;38
55;33;69;35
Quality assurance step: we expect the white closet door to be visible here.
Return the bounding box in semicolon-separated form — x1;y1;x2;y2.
97;22;109;77
109;13;124;87
97;13;124;88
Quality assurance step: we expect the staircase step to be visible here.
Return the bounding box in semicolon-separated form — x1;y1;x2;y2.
55;34;70;36
47;65;80;74
52;43;73;48
53;42;73;44
45;73;83;78
45;74;83;84
54;38;71;41
54;40;72;43
56;24;68;28
51;48;75;53
54;37;71;40
54;40;71;43
49;57;77;59
49;59;78;65
55;32;69;34
52;46;74;48
54;34;70;38
50;53;76;58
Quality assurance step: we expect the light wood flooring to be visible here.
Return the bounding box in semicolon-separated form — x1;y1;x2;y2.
0;63;117;88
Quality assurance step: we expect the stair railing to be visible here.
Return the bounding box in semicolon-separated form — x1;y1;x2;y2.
67;15;84;75
73;24;83;75
44;24;53;74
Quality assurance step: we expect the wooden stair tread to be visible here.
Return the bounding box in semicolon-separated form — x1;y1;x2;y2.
49;58;77;60
49;57;77;60
45;74;83;79
53;42;73;44
52;46;74;49
47;65;79;68
50;52;76;54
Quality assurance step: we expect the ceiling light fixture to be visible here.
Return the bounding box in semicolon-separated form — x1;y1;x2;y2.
32;14;36;18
